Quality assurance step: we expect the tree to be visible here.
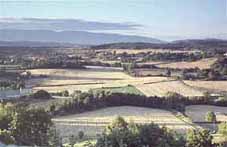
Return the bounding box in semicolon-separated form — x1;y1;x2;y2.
97;116;135;147
123;62;136;74
0;103;13;130
218;122;227;137
217;124;227;147
205;111;217;123
186;129;213;147
48;127;62;147
32;90;52;99
62;90;69;97
68;135;77;147
78;131;84;140
0;129;15;145
108;116;128;130
10;108;53;146
205;111;217;133
165;69;171;77
96;117;184;147
49;103;56;114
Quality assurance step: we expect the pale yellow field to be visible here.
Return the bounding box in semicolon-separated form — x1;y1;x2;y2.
29;68;131;79
27;69;204;97
137;61;164;66
136;80;204;97
27;69;132;93
216;114;227;122
53;106;194;137
184;80;227;92
157;58;217;69
186;105;227;122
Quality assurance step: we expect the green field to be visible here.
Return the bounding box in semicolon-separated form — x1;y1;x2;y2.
91;85;144;95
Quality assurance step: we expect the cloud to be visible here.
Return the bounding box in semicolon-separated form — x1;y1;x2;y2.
0;18;141;31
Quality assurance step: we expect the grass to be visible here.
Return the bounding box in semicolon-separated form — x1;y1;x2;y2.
91;85;144;95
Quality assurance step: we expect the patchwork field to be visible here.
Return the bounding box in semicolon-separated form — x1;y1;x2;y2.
157;58;217;69
99;49;200;55
27;69;132;93
27;69;205;97
53;106;194;138
185;105;227;122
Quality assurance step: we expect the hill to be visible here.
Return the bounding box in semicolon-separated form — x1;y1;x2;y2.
91;39;227;51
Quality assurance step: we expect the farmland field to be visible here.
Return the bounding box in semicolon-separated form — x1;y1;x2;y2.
53;106;194;138
27;69;132;93
184;80;227;93
28;68;131;79
91;85;144;95
0;64;21;69
136;80;204;97
185;105;227;122
27;69;205;97
157;58;217;69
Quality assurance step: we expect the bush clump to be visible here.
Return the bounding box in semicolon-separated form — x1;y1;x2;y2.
32;90;52;99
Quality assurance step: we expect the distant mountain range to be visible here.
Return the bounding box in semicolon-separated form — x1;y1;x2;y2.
1;29;227;51
0;29;163;45
0;41;80;48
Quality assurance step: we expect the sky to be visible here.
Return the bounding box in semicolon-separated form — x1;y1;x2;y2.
0;0;227;41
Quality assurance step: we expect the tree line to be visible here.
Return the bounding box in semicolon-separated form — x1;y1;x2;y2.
96;116;226;147
46;90;227;117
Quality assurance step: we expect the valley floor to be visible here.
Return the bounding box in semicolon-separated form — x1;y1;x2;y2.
27;68;205;97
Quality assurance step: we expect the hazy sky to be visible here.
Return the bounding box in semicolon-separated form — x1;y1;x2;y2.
0;0;227;40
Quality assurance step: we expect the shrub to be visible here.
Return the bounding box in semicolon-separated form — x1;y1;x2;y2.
78;131;84;140
186;129;213;147
32;90;52;99
205;111;217;123
218;122;227;137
